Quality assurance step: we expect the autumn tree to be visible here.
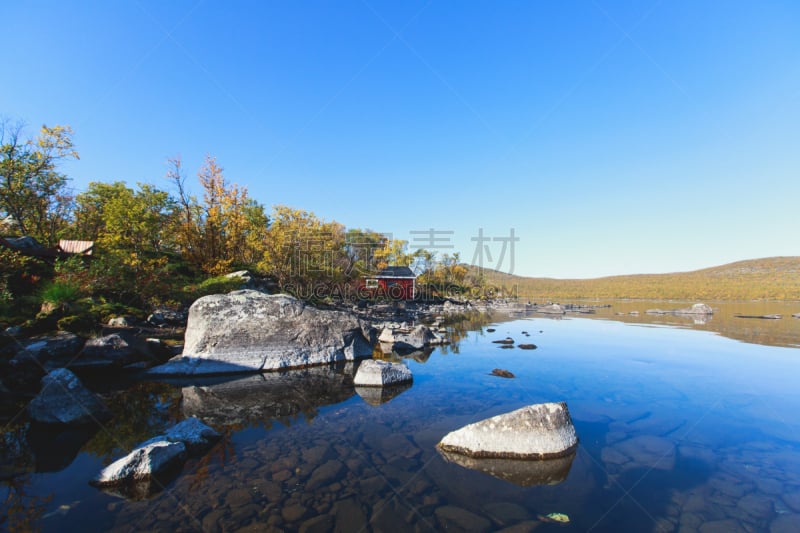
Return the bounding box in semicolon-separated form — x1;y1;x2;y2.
73;181;176;305
0;121;78;245
344;228;390;276
167;155;269;275
258;205;347;292
373;238;413;270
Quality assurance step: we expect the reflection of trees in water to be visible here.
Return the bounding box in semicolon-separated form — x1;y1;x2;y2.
437;311;498;355
1;475;52;533
81;381;183;462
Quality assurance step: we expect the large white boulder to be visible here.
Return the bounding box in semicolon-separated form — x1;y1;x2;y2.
353;360;413;387
438;402;578;459
148;292;375;375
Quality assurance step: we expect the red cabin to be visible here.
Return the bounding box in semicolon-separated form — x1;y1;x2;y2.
362;266;417;300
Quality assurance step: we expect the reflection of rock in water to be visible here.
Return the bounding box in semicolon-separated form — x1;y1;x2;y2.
181;364;356;428
438;449;575;487
355;382;413;406
27;423;99;473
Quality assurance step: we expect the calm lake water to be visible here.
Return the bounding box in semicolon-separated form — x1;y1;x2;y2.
3;302;800;532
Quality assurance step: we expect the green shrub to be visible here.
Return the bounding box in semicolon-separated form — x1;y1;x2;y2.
184;276;244;301
40;280;82;306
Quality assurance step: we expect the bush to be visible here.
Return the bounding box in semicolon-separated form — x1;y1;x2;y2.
184;276;244;301
40;280;82;306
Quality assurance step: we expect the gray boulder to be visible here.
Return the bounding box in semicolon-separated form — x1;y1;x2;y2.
674;303;713;315
353;360;413;387
27;369;111;425
8;332;85;371
147;309;187;327
107;316;136;327
438;402;578;459
378;324;447;354
92;440;186;487
536;304;566;315
91;418;220;498
75;332;161;369
148;292;375;375
140;417;221;454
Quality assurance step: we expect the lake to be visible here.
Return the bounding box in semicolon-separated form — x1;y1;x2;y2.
3;302;800;532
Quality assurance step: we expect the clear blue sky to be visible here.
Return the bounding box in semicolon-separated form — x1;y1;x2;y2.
2;1;799;278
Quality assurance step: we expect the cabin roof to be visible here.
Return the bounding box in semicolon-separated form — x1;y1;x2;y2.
374;266;416;279
58;240;94;255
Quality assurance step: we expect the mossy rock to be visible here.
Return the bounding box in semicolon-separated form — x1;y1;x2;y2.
57;314;98;334
90;302;145;324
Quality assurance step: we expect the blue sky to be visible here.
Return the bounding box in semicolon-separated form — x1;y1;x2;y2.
2;1;799;278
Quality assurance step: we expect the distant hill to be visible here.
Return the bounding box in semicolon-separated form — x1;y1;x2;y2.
472;257;800;301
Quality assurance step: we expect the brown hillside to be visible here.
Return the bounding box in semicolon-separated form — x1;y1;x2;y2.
473;257;800;301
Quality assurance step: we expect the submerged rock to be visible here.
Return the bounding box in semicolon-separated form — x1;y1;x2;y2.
492;337;514;345
148;292;374;375
353;360;413;387
91;417;220;499
438;402;578;459
490;369;515;378
27;369;111;425
517;343;537;350
92;441;186;487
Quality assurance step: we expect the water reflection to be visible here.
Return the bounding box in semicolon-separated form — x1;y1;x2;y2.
438;449;576;487
355;382;413;406
180;363;357;429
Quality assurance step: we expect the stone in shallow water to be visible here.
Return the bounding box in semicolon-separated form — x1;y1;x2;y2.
614;435;676;471
92;441;186;486
482;502;532;525
438;402;578;459
332;498;367;533
306;459;344;490
353;360;412;387
770;513;800;533
435;505;492;532
699;519;747;533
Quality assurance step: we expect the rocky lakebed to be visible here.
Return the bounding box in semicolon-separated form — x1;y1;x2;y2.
2;294;800;532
